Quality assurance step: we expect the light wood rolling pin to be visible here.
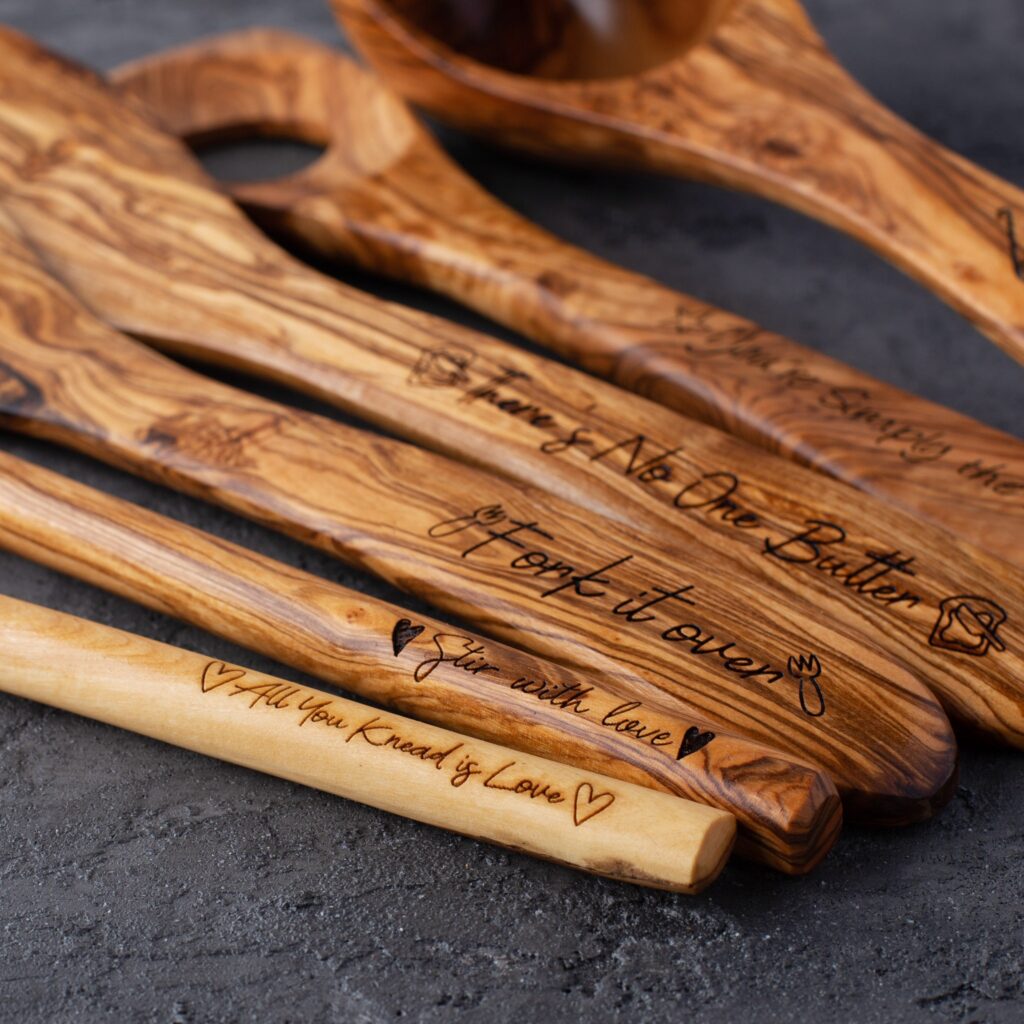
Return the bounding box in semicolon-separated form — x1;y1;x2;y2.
0;450;839;872
0;195;956;829
332;0;1024;370
0;594;736;893
111;29;1024;564
0;29;1019;753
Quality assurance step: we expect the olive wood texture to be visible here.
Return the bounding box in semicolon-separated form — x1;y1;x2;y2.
111;29;1024;565
0;594;738;893
0;194;955;830
332;0;1024;369
0;451;838;872
0;30;1020;751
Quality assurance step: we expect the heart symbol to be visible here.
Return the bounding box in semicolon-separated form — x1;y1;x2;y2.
200;661;247;693
676;726;715;760
391;617;425;656
572;782;616;827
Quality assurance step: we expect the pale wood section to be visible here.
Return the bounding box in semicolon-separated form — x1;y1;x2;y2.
0;29;1017;753
0;187;958;828
0;594;737;893
111;28;1024;564
333;0;1024;367
0;449;840;872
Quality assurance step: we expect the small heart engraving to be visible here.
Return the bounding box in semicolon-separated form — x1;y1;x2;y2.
572;782;615;827
200;661;247;693
391;617;425;656
676;726;715;760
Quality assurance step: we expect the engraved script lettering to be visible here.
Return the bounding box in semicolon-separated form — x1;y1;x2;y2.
388;621;710;753
668;309;1022;497
408;348;1016;646
196;663;616;821
426;507;821;715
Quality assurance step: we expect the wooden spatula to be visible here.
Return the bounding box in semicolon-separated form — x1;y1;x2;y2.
0;593;737;893
0;28;1018;750
0;190;956;826
0;448;839;872
110;28;1024;564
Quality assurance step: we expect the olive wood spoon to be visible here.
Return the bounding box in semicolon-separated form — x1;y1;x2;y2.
1;29;1020;750
111;29;1024;563
0;594;738;892
332;0;1024;369
0;199;956;827
0;450;838;872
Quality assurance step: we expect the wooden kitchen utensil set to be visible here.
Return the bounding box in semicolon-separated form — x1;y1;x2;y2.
112;27;1024;565
0;9;1018;893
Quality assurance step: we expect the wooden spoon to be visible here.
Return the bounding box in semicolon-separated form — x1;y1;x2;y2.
332;0;1024;369
0;448;839;872
111;29;1024;563
0;28;1020;750
0;190;956;829
0;594;738;892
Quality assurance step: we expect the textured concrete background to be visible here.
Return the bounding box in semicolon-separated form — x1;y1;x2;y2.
0;1;1021;1021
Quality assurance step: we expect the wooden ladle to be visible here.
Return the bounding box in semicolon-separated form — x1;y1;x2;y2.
110;29;1024;565
332;0;1024;368
2;28;1022;752
0;158;956;829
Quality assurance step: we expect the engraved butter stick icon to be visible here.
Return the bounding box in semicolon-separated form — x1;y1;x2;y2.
929;596;1007;656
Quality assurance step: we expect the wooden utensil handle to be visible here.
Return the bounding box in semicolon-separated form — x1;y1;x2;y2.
110;30;1024;564
0;203;957;827
0;449;838;871
0;593;737;893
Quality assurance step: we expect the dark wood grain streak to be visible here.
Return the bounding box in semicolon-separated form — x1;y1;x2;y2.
0;450;837;871
333;0;1024;367
0;29;1019;750
110;29;1024;565
0;189;956;828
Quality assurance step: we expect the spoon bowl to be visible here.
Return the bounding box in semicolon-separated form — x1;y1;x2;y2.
382;0;739;80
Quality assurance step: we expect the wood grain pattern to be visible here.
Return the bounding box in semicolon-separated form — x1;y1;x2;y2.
110;29;1024;565
0;28;1020;751
0;182;957;831
0;594;738;892
334;0;1024;369
0;449;838;872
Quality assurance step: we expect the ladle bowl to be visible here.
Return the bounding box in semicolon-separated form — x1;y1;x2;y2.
380;0;740;80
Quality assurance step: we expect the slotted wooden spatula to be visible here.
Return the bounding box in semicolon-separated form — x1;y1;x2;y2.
0;448;840;871
111;28;1024;565
0;28;1019;750
0;189;956;826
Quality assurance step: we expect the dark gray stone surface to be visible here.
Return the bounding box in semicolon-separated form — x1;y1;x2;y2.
0;0;1021;1020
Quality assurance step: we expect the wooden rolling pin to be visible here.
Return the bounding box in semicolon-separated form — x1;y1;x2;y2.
0;594;736;892
0;449;839;872
0;29;1018;752
0;196;957;827
110;28;1024;564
